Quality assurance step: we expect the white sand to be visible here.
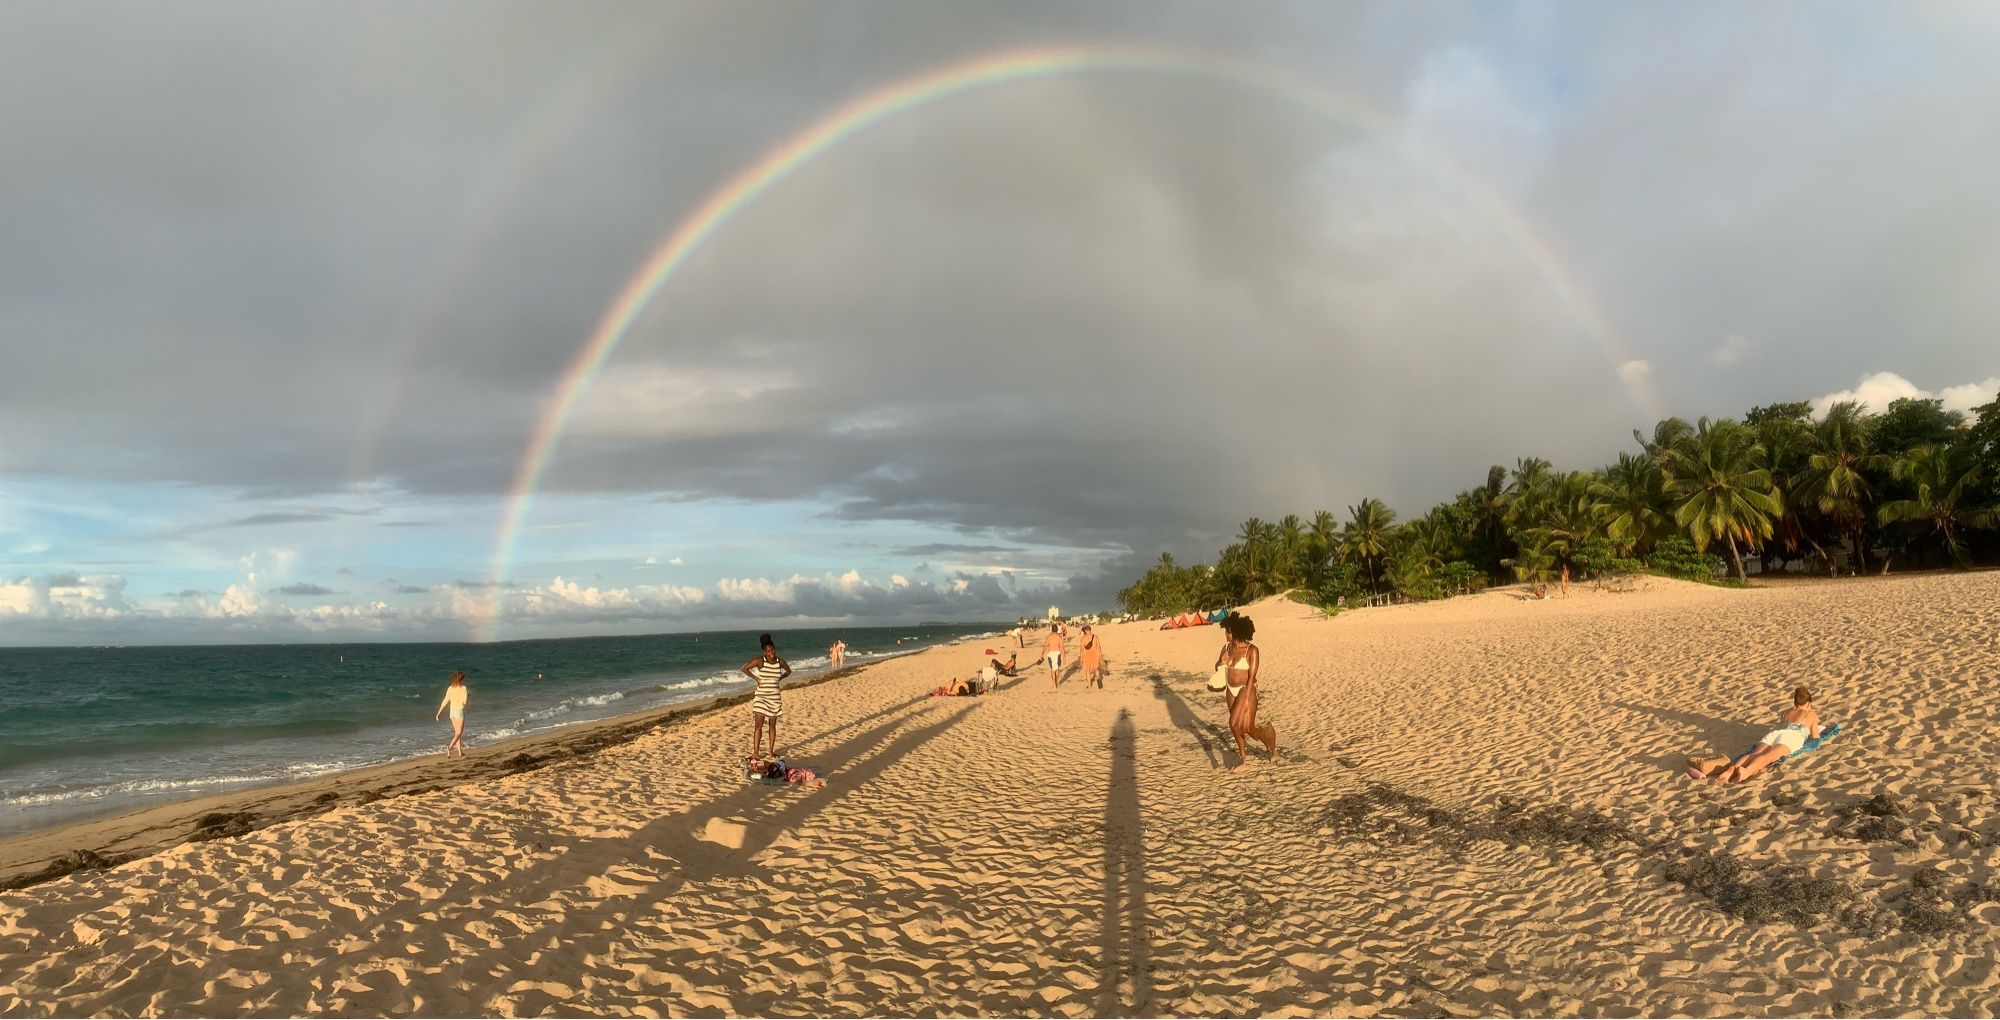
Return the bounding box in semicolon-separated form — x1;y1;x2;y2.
2;571;1997;1016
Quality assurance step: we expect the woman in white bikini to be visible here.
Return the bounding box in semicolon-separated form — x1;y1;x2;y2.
1214;615;1277;772
1714;685;1820;783
434;671;469;758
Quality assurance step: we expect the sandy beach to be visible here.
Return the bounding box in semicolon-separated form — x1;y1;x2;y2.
3;571;1998;1016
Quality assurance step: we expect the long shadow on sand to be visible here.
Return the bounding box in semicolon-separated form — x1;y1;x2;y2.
1610;699;1766;769
1096;709;1155;1017
227;698;977;1013
1149;672;1226;770
783;692;929;754
444;701;985;1013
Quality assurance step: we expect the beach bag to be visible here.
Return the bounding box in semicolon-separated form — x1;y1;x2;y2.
1208;665;1230;692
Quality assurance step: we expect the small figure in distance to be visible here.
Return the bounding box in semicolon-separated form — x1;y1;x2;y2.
434;671;470;758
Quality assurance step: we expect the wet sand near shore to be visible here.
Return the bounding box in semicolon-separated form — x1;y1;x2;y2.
2;572;1998;1016
0;663;875;893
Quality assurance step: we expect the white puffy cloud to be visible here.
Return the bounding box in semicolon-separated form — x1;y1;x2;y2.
1707;333;1756;366
0;560;1071;644
0;572;137;621
509;575;708;621
1810;371;2000;417
1617;360;1653;385
718;576;801;603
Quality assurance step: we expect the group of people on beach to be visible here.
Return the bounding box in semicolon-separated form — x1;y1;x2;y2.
430;615;1815;788
1037;621;1106;689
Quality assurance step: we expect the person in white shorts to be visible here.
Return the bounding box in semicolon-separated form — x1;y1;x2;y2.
1043;626;1066;689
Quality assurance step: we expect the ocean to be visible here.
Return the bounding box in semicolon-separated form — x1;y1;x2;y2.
0;623;1000;837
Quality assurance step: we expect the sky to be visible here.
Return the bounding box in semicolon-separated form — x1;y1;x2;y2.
2;0;1996;644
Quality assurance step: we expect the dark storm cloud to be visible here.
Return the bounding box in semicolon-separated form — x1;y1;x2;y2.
2;1;1995;575
890;543;1022;557
153;507;375;540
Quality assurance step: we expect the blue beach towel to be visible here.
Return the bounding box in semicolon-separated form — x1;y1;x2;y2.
1761;722;1842;774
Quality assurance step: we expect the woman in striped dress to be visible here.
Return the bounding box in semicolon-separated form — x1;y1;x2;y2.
741;633;792;760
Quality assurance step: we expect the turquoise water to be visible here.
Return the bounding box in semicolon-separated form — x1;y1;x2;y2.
0;623;998;836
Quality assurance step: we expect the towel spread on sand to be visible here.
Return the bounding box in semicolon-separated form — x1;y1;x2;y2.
1689;722;1844;781
1765;722;1842;773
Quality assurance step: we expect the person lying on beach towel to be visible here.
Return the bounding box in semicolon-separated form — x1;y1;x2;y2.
1695;685;1823;784
931;677;983;697
1690;722;1841;778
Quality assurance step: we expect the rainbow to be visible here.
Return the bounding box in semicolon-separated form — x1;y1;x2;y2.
342;5;691;491
476;43;1653;642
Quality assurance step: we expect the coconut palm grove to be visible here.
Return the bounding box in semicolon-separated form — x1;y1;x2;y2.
1117;394;2000;615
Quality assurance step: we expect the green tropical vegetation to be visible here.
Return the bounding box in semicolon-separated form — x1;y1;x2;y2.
1117;393;2000;617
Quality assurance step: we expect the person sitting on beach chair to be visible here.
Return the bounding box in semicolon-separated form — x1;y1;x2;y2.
990;654;1017;676
1704;686;1822;784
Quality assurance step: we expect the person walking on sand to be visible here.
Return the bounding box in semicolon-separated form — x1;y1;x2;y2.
1710;686;1821;784
742;634;792;760
829;638;846;670
1080;624;1105;689
1043;625;1067;689
1214;615;1277;772
434;671;470;758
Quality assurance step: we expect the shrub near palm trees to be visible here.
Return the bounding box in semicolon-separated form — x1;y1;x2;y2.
1877;444;1996;567
1668;418;1783;583
1502;530;1558;598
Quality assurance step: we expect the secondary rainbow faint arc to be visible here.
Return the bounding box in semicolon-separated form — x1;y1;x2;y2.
477;43;1652;642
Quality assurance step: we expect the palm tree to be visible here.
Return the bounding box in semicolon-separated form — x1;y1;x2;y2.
1796;401;1886;573
1308;510;1340;586
1877;444;1995;567
1385;531;1444;600
1634;417;1696;476
1591;452;1669;555
1471;465;1509;550
1276;514;1306;589
1755;411;1822;571
1668;417;1783;582
1237;517;1267;548
1340;498;1398;597
1502;530;1557;598
1541;471;1601;584
1504;457;1554;531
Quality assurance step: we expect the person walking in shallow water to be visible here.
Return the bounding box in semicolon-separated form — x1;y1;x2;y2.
742;634;791;760
829;638;846;671
1214;615;1277;772
434;671;469;758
